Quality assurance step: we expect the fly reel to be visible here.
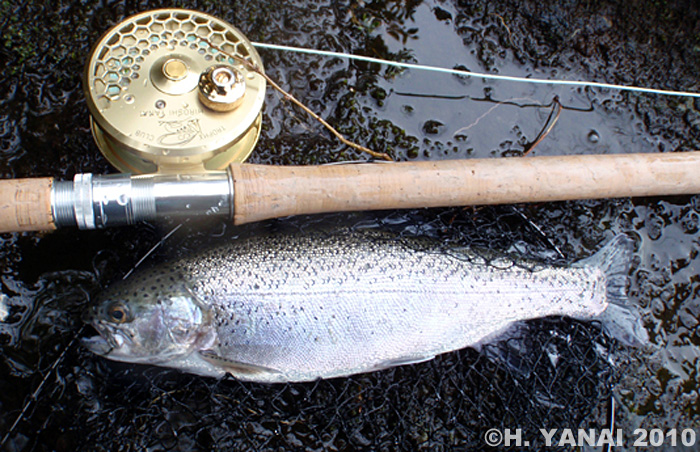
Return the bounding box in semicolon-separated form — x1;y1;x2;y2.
84;9;266;174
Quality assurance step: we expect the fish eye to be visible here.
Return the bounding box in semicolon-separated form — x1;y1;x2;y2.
107;302;129;324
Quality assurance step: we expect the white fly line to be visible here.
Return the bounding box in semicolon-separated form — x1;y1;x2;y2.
252;42;700;99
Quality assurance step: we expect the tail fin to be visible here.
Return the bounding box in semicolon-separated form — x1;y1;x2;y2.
576;235;648;347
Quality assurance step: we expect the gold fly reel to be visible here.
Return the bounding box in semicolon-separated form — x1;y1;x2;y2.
84;9;266;174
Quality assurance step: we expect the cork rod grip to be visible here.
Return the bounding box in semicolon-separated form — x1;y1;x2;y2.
0;178;56;233
230;152;700;225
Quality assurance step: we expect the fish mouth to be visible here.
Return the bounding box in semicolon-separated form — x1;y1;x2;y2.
81;303;126;356
80;321;123;356
81;333;113;356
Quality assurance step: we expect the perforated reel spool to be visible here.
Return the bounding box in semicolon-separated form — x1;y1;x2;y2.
84;9;266;174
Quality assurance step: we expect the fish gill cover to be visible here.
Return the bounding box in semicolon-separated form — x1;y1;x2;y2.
1;0;699;451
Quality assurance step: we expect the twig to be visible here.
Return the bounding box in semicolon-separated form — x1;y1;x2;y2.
199;37;393;161
523;96;562;156
495;14;514;46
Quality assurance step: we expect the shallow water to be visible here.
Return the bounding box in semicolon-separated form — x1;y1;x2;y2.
1;0;699;450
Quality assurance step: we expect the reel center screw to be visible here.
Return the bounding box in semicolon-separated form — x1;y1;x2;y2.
162;59;188;81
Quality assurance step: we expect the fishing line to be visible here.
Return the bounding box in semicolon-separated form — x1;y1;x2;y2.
604;395;617;452
449;95;558;141
0;325;86;449
122;223;184;280
510;206;565;259
252;42;700;99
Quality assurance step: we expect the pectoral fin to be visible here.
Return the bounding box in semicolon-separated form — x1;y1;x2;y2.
372;354;436;371
199;350;282;377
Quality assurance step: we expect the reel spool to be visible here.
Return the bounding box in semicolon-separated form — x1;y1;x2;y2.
83;9;266;174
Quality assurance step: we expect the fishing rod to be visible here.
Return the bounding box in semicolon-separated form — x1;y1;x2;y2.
1;9;699;234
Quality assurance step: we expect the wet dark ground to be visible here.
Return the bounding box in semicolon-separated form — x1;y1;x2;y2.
1;0;700;450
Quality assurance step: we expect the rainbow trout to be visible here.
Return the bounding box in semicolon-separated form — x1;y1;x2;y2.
82;230;644;383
